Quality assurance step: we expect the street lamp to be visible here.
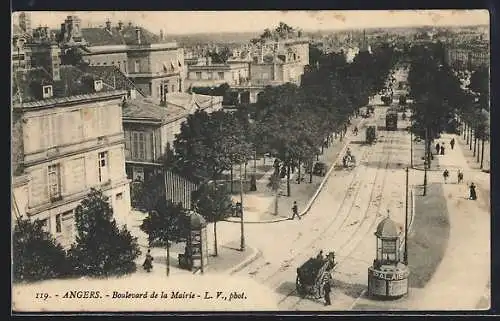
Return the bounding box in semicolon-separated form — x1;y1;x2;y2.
239;162;245;251
404;167;409;265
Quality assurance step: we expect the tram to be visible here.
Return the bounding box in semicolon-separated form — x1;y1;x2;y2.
385;110;398;131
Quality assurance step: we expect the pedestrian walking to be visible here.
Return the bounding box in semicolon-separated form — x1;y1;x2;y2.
450;138;455;150
440;145;445;155
457;170;464;184
291;201;301;220
443;169;449;184
469;182;477;200
435;143;440;155
323;274;332;306
143;249;154;273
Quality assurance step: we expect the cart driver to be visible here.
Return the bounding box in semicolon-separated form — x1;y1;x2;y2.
316;250;324;261
346;147;352;157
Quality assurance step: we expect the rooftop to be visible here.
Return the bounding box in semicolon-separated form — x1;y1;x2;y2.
375;216;400;239
121;98;187;123
12;64;137;107
80;25;169;47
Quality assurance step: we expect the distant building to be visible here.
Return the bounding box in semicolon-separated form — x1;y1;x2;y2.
185;56;251;88
11;32;137;248
444;44;489;70
248;38;310;87
57;16;186;97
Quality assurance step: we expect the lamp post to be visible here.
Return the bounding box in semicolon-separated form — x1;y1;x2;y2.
404;167;409;265
239;162;245;251
163;171;170;277
423;127;428;196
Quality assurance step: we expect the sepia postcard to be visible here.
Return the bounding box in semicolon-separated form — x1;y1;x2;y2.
11;10;491;313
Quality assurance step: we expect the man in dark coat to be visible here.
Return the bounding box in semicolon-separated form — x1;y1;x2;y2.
469;182;477;200
435;143;440;155
291;201;301;220
143;249;154;272
450;138;455;150
323;275;332;306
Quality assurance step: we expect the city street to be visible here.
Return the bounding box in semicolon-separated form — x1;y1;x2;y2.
209;104;490;311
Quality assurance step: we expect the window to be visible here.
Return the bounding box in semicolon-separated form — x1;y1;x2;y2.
171;85;175;93
55;214;62;233
98;151;109;183
111;61;115;65
103;62;107;65
134;60;140;73
196;72;202;79
116;192;123;200
42;85;53;98
218;72;224;80
48;164;61;199
207;72;213;80
40;219;49;233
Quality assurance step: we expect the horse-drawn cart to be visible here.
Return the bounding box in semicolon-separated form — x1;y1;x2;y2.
296;251;337;298
342;149;356;169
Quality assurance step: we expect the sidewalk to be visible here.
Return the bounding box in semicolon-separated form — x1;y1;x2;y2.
407;133;490;310
126;210;260;277
350;132;490;311
225;112;368;224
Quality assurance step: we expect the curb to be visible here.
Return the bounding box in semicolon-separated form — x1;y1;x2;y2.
227;246;262;275
224;118;365;224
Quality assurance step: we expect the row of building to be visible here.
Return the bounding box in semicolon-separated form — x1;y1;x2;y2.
11;13;231;248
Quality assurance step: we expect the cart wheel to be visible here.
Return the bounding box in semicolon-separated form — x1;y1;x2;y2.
296;275;305;298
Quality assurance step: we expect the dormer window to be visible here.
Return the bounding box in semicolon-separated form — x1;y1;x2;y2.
43;85;53;99
94;80;103;92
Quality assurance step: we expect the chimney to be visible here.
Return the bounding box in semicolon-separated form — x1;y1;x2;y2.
105;19;112;32
160;29;164;41
117;21;123;31
207;56;212;66
135;27;141;45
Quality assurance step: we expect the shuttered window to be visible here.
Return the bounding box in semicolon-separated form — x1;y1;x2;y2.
124;130;131;158
98;151;109;183
55;214;62;233
62;210;74;242
48;164;61;199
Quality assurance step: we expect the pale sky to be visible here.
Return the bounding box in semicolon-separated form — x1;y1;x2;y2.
14;10;489;35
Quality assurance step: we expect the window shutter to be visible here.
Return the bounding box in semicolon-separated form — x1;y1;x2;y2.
144;131;152;162
29;167;48;207
124;130;131;158
109;148;125;182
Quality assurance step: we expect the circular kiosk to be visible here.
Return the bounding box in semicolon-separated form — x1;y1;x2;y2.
178;211;209;272
367;214;410;299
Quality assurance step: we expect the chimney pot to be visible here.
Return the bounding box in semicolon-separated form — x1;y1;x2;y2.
135;27;141;44
118;21;123;31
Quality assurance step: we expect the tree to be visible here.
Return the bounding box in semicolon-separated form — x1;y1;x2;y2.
173;110;232;184
68;189;141;276
469;66;490;111
140;199;186;247
60;46;90;67
208;47;231;64
191;183;233;256
13;217;69;282
267;172;281;215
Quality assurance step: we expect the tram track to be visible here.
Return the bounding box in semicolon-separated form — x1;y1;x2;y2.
250;138;376;286
241;123;376;280
277;129;399;308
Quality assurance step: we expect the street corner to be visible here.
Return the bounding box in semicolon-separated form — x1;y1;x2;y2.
196;241;261;275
